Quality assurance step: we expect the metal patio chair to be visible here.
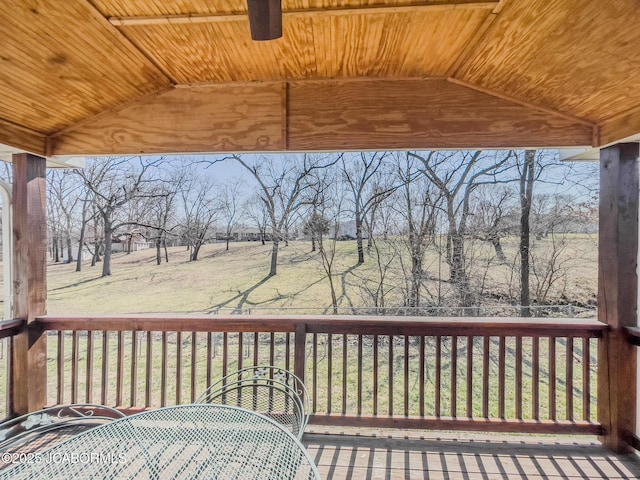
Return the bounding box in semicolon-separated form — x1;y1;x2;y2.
197;366;309;438
0;404;125;462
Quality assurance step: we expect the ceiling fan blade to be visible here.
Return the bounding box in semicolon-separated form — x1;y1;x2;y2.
247;0;282;41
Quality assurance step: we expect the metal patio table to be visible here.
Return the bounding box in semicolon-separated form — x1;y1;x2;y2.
0;404;320;480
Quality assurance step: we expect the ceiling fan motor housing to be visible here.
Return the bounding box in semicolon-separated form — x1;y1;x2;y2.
247;0;283;41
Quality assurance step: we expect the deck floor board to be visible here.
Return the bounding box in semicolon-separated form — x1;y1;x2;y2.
303;429;640;479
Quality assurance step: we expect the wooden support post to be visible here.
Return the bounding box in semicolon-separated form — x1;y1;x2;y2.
10;153;47;416
598;143;639;453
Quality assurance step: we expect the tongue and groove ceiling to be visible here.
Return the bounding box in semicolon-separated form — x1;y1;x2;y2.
1;0;639;156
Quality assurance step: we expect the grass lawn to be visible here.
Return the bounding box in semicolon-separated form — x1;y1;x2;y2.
43;236;598;315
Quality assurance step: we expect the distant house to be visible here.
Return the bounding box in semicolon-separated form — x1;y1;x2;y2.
111;230;153;252
331;220;368;240
214;227;272;242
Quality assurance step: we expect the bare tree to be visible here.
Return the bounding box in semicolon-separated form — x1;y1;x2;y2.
75;186;95;272
179;170;219;261
220;179;244;251
409;150;515;307
519;150;536;316
232;154;339;277
243;194;269;245
469;185;517;263
47;170;83;264
341;152;396;264
392;153;442;307
74;156;164;277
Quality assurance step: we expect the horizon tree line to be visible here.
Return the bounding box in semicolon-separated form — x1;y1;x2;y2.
34;150;598;312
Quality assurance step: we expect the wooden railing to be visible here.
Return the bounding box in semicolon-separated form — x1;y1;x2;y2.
0;319;26;418
35;315;605;435
625;326;640;451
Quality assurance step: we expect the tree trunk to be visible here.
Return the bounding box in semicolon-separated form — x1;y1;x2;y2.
520;150;535;317
102;218;112;277
491;237;507;263
311;235;316;252
53;236;59;263
449;230;472;307
269;239;279;277
66;236;74;263
156;237;162;265
164;239;169;263
226;235;230;251
76;223;85;272
355;206;364;264
328;268;338;314
409;250;422;308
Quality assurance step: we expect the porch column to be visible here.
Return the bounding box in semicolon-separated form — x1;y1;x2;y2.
10;153;47;415
598;142;639;453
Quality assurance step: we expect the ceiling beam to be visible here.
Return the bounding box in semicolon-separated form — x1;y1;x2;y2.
599;105;640;147
49;84;287;156
447;78;598;134
108;1;497;26
0;119;47;156
48;79;593;156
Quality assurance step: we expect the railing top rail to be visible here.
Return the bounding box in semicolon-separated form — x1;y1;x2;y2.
0;318;25;339
35;314;606;337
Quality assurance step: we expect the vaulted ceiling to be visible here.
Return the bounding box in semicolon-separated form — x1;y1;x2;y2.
1;0;639;157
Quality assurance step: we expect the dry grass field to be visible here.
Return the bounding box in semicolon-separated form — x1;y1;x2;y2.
41;235;598;316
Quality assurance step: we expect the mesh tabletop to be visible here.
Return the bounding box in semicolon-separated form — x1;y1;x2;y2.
0;404;321;480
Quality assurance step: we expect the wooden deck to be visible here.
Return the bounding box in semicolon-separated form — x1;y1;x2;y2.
302;429;640;480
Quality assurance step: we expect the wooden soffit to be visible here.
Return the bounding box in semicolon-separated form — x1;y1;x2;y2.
49;79;594;156
1;0;640;155
455;0;640;124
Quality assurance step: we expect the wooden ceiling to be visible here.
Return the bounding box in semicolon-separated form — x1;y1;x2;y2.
1;0;639;156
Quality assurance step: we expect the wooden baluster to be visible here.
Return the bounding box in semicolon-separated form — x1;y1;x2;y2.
359;334;364;416
516;336;523;420
467;336;473;418
388;335;394;416
71;331;78;404
237;332;243;372
145;331;152;407
101;331;109;405
161;332;168;407
419;336;425;418
116;331;124;407
373;334;378;416
222;332;228;378
191;332;197;402
285;333;290;372
253;332;259;367
131;331;138;407
313;333;318;413
435;335;441;417
532;336;540;421
451;335;457;418
206;332;212;389
482;336;489;419
404;336;409;417
269;332;275;367
550;337;556;421
566;336;574;421
57;331;64;405
342;334;348;414
86;331;94;403
176;331;183;405
583;337;591;421
498;336;506;419
327;333;333;414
